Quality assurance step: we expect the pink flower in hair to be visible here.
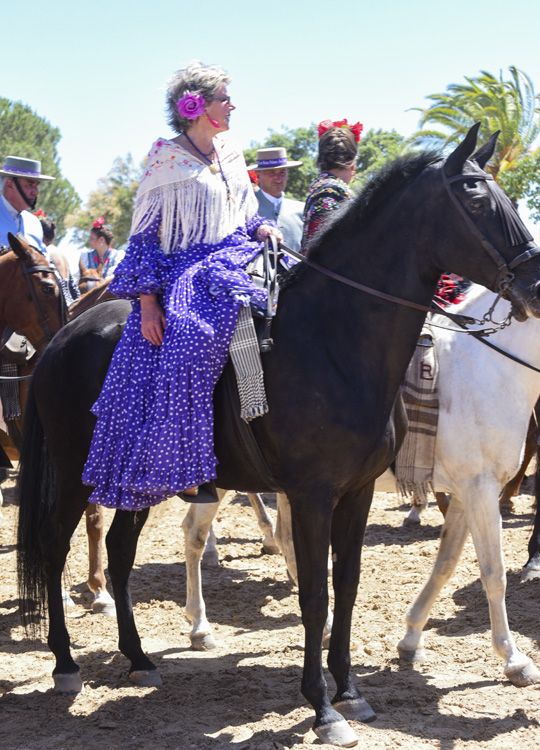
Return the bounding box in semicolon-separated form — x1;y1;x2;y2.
176;91;206;120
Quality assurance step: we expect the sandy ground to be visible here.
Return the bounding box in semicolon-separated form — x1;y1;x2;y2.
1;473;540;750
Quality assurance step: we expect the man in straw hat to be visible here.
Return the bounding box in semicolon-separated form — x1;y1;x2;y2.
248;147;304;252
0;156;55;256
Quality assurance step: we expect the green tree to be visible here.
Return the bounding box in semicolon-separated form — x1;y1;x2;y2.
0;98;80;236
245;124;407;199
498;148;540;222
355;129;406;186
410;67;540;179
244;124;318;200
68;155;142;247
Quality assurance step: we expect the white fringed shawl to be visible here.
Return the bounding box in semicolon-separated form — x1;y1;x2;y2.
130;135;258;254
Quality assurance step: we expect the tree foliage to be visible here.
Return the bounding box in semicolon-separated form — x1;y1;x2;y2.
0;98;80;236
410;67;540;180
498;148;540;222
354;129;406;186
68;155;142;248
244;124;406;199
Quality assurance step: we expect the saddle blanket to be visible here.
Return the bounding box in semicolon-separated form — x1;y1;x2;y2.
395;325;439;501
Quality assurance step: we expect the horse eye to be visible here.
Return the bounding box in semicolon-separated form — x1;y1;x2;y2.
42;283;56;296
463;179;479;189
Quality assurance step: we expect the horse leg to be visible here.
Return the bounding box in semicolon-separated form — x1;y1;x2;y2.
463;486;540;686
403;491;427;526
290;491;357;748
435;491;450;517
499;413;537;515
203;523;220;566
523;453;540;581
275;492;334;646
44;489;89;694
106;508;161;687
246;492;280;554
85;503;115;615
397;498;469;662
182;499;221;650
327;486;376;724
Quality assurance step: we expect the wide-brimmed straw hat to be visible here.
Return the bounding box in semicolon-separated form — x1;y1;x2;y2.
247;147;302;171
0;155;55;181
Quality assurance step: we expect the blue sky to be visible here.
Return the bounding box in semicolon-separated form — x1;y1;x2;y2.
2;0;539;202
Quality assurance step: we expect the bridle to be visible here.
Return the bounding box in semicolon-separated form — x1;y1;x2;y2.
280;162;540;335
21;257;69;343
441;168;540;299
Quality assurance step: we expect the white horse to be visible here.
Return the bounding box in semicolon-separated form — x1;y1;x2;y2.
185;285;540;688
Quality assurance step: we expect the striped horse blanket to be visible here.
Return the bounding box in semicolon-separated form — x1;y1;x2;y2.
395;325;439;501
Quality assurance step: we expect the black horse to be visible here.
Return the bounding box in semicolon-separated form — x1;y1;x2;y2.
18;125;540;746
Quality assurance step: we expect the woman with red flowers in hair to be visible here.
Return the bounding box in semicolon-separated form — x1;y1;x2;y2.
79;217;125;280
301;119;363;251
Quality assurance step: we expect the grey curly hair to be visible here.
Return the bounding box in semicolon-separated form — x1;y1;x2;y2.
166;61;231;134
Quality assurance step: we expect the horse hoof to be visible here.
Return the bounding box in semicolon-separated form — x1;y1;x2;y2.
403;513;421;527
92;591;116;617
62;590;76;609
129;669;162;688
397;643;426;663
53;672;84;694
521;554;540;582
191;632;217;651
262;541;280;555
333;697;377;723
313;719;358;747
521;566;540;582
505;661;540;687
203;550;220;567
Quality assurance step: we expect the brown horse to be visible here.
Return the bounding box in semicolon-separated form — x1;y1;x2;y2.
78;266;105;295
0;233;114;613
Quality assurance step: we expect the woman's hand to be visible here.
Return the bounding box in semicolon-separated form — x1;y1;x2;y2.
256;224;283;244
140;293;166;346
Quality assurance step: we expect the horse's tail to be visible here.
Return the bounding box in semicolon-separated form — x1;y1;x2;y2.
16;384;55;633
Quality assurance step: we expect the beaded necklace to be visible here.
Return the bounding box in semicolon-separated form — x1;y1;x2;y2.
183;131;232;202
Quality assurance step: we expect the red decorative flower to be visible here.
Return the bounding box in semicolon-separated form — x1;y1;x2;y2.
317;118;363;143
34;208;47;218
92;216;105;229
247;169;259;186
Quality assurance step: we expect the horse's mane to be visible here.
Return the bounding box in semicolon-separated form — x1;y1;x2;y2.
313;149;442;252
280;149;442;289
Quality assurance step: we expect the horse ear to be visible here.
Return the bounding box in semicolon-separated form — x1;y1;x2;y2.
444;122;481;177
8;232;36;264
472;130;500;170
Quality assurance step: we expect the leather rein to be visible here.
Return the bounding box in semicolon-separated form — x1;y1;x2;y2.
279;164;540;336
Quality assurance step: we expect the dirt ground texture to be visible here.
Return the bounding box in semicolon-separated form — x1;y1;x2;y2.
1;473;540;750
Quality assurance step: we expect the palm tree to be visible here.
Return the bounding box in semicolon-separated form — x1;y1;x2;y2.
410;67;540;179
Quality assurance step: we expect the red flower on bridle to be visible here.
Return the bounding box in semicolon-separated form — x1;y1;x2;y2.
317;118;363;143
34;208;48;219
92;217;105;229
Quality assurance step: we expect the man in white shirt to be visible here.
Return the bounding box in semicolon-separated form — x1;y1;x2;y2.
248;147;304;252
0;156;55;256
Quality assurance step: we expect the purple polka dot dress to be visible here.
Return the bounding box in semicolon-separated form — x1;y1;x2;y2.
82;137;268;510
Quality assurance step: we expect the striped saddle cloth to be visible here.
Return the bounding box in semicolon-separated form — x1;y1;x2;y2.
395;324;439;501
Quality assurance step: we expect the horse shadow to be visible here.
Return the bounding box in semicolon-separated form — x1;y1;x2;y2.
2;645;537;749
101;556;299;636
443;571;540;650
